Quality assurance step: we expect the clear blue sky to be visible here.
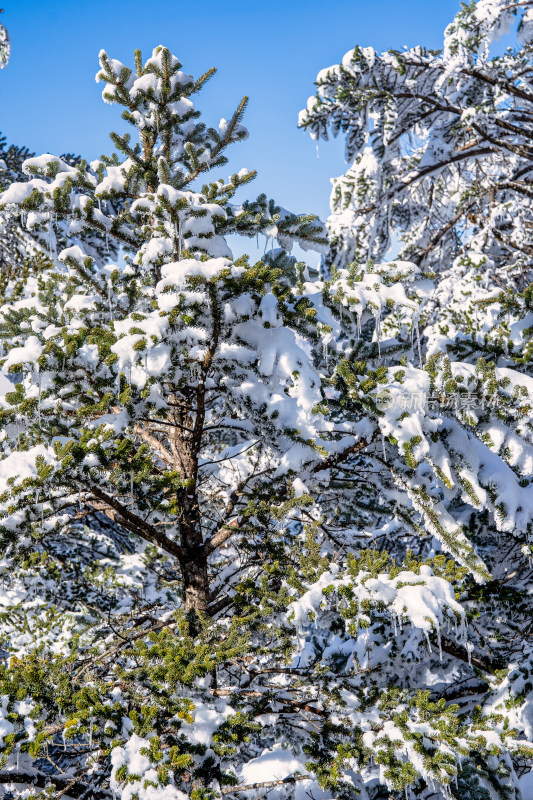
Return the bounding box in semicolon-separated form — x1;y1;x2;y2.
1;0;460;259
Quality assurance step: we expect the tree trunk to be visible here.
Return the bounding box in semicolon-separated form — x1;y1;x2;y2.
181;549;210;614
179;488;210;618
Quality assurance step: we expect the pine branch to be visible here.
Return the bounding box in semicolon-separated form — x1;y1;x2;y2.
203;517;240;557
194;66;216;92
439;635;505;673
220;775;311;795
133;423;174;465
311;437;373;473
356;147;495;216
87;484;183;560
0;772;112;799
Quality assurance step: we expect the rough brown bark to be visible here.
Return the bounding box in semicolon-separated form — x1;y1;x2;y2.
181;551;210;614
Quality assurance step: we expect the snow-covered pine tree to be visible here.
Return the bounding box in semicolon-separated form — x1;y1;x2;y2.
297;0;533;796
299;0;533;284
0;42;532;800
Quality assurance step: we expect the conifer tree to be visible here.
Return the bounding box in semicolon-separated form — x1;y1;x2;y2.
298;0;533;796
0;41;532;800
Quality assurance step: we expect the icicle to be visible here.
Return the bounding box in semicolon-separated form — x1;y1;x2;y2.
381;431;387;463
323;341;329;367
105;231;110;254
437;627;443;662
416;323;423;366
466;641;473;666
425;630;432;655
459;613;467;643
48;216;53;256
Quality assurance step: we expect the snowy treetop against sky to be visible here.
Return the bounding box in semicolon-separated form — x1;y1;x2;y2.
300;0;533;280
0;0;462;235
